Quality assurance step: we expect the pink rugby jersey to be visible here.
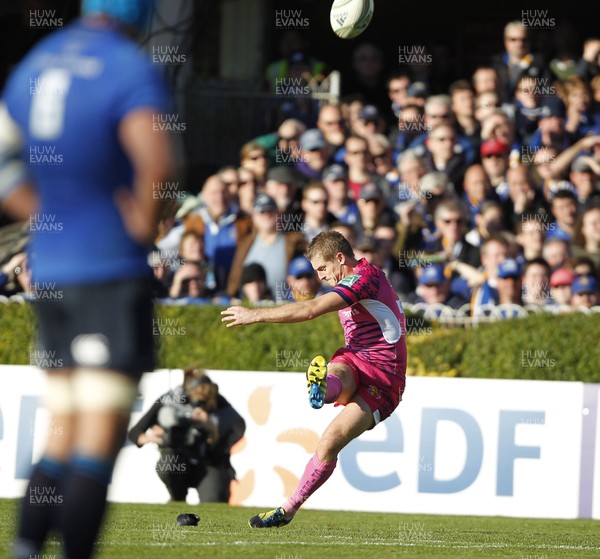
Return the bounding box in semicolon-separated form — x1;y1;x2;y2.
332;259;407;378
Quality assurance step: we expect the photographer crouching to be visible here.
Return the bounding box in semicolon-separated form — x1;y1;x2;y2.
128;368;245;502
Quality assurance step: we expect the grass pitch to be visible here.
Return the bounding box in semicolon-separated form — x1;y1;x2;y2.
1;499;599;558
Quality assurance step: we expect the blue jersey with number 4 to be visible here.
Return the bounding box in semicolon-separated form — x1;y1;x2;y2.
2;19;169;285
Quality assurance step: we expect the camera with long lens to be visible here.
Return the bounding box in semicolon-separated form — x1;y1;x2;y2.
156;405;207;456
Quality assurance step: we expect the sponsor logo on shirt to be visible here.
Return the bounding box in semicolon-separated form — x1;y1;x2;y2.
339;274;361;288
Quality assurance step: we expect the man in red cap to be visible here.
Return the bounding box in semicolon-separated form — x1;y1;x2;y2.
481;138;510;201
549;268;577;306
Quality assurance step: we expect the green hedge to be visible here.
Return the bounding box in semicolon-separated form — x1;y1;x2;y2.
0;303;36;364
1;303;599;382
407;313;600;382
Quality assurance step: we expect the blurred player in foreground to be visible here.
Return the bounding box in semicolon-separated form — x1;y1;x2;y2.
0;0;173;557
222;230;407;527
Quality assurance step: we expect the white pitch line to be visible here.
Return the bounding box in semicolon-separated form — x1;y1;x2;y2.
98;540;600;551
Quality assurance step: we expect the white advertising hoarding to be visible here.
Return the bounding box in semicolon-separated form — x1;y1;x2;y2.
0;366;594;519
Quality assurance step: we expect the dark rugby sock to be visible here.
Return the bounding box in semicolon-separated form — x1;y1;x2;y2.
16;457;67;557
60;454;113;559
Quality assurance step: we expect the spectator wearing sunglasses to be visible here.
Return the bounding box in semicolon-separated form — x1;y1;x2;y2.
240;141;269;187
343;135;389;201
409;95;477;166
474;90;501;123
405;172;456;253
491;20;549;103
421;123;469;191
368;134;400;194
429;199;480;268
386;72;411;124
236;167;259;216
168;262;210;301
341;137;372;190
300;182;335;243
317;104;347;157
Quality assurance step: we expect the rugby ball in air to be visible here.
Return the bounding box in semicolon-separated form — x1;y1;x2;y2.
330;0;374;39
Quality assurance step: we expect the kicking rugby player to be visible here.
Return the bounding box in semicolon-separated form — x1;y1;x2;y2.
222;230;407;527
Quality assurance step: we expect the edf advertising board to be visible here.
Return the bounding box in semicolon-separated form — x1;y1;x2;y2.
0;366;596;519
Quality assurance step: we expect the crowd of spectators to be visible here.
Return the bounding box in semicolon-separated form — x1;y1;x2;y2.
3;22;600;318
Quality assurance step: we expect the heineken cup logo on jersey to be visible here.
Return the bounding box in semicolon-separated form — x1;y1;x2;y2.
339;274;361;287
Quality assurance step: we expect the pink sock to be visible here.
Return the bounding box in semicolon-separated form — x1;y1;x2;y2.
325;373;342;403
282;453;337;518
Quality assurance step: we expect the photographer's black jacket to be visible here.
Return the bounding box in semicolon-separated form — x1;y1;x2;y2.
128;388;246;469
